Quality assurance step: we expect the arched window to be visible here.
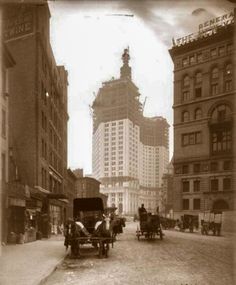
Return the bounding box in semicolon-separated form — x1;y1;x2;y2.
195;108;202;120
211;67;219;79
183;75;190;87
211;104;231;121
195;72;202;84
212;199;229;211
224;63;233;92
182;111;189;122
225;63;232;76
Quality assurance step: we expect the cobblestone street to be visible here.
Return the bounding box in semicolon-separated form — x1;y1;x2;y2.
43;222;235;285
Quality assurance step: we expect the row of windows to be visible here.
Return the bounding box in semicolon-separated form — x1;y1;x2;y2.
104;172;123;177
182;64;232;87
182;177;231;192
182;108;202;122
105;121;124;127
181;44;233;68
182;131;202;146
182;103;232;123
182;198;201;210
178;160;232;175
181;63;233;102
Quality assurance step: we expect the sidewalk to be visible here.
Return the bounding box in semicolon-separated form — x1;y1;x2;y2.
0;235;67;285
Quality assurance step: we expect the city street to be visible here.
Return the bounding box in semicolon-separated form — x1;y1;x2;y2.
43;221;235;285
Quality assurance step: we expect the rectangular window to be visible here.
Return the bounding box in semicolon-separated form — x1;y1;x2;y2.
227;44;233;53
193;199;201;210
189;133;195;145
2;109;6;137
182;134;189;146
210;48;217;57
182;165;189;174
211;130;232;154
193;164;200;173
195;87;202;98
225;80;232;92
193;180;200;192
223;161;231;170
210;162;218;171
182;91;190;101
182;199;189;210
195;132;202;144
182;180;190;192
182;58;188;66
197;53;203;62
223;178;231;191
211;83;219;95
219;46;225;55
211;179;218;191
189;55;195;64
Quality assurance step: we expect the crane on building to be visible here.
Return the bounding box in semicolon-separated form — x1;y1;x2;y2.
142;96;147;114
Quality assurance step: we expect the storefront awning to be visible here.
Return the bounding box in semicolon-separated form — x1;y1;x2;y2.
47;193;69;203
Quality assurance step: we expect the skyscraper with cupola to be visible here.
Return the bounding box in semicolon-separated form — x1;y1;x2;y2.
92;49;169;215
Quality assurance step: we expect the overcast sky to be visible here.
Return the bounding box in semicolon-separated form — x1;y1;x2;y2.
48;0;234;174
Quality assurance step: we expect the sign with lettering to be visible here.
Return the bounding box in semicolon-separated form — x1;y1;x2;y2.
4;10;34;41
199;11;234;32
173;11;234;47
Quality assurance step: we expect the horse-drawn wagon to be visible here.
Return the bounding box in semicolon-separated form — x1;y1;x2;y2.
64;197;114;258
136;212;163;240
201;211;222;236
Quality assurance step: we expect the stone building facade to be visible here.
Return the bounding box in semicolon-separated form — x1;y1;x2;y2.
169;11;235;228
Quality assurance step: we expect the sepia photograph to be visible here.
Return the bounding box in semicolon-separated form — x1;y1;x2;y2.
0;0;235;284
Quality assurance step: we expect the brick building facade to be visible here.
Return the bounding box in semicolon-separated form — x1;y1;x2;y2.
3;3;69;239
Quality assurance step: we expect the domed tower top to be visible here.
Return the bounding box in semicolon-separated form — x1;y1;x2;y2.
120;47;132;80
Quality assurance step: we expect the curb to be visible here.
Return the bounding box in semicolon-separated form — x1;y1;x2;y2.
36;254;67;285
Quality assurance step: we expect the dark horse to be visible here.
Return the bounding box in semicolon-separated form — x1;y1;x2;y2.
64;220;81;258
110;217;126;240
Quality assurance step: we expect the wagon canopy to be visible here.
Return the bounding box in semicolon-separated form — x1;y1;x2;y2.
73;197;104;218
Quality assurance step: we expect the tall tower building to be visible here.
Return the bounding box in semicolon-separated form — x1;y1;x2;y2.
169;11;235;229
92;49;169;215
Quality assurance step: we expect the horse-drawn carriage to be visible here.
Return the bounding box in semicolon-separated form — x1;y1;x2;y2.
64;197;114;258
136;212;163;240
201;211;222;236
178;214;199;233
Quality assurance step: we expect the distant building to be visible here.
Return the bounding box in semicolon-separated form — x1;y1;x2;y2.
66;169;77;219
73;168;83;178
75;176;107;208
3;3;69;239
169;11;235;228
92;48;169;215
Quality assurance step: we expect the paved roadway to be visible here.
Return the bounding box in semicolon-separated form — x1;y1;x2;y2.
43;221;235;285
